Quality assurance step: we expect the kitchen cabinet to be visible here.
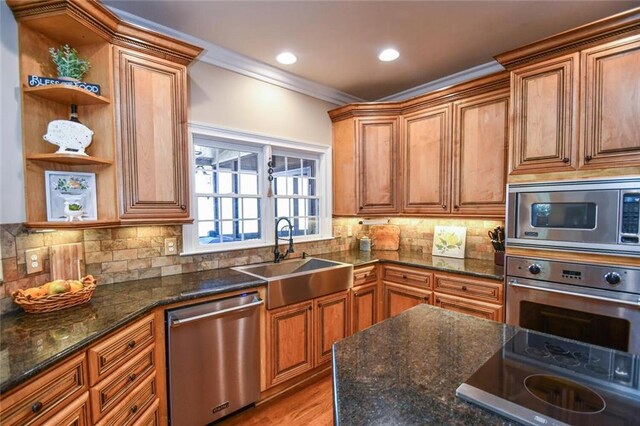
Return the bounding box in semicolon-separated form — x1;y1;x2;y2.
357;117;400;214
509;54;579;175
580;36;640;169
314;291;350;365
330;73;509;218
265;300;314;387
114;48;191;223
433;272;504;322
350;265;380;334
47;392;91;426
452;90;510;216
402;105;451;214
382;264;433;318
0;353;87;426
7;0;201;229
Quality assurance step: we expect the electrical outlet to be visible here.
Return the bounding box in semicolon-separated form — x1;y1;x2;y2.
347;226;353;237
164;238;178;256
26;248;43;274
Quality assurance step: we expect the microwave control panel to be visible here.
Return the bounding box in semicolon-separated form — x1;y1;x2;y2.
621;192;640;244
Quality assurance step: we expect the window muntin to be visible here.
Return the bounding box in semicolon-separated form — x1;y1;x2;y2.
194;145;262;245
272;154;320;238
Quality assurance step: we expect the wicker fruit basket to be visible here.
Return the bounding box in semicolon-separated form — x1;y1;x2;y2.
12;276;97;314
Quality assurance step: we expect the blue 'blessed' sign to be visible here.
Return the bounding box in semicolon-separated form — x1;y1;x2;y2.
28;75;101;95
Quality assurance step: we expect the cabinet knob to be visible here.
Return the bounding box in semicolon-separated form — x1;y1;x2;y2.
423;297;429;302
129;373;136;382
353;292;359;297
461;286;468;291
127;340;136;349
585;155;593;162
562;157;570;163
435;298;440;303
402;275;408;279
31;401;43;413
453;205;459;210
308;306;312;311
442;204;447;209
131;405;138;414
180;204;187;211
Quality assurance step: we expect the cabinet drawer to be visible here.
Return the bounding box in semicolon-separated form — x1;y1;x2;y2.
96;372;157;426
88;314;155;386
46;392;90;426
434;273;503;303
434;293;503;322
132;398;159;426
383;265;432;289
353;265;378;286
90;344;156;422
0;353;87;426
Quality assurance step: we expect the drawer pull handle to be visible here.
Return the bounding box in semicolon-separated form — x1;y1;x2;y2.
180;204;187;211
585;155;593;162
354;292;359;296
131;405;138;414
129;373;137;381
31;401;43;413
462;286;468;291
127;340;136;349
422;297;429;302
562;157;570;163
442;204;447;209
402;275;408;279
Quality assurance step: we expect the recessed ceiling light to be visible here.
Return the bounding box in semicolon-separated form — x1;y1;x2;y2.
276;52;297;65
378;48;400;62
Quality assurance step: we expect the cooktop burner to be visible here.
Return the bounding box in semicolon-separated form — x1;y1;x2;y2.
457;330;640;426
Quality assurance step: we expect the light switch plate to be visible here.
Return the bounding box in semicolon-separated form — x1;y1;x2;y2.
164;238;178;256
26;248;43;274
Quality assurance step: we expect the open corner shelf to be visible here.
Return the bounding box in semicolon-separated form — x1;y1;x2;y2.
23;85;110;106
26;153;114;166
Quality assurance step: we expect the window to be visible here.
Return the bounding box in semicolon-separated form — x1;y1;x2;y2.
183;123;332;254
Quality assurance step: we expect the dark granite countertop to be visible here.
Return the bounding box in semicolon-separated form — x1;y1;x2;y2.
315;250;504;281
332;304;519;425
0;268;265;393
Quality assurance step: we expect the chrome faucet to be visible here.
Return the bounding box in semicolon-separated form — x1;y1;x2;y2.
274;217;295;263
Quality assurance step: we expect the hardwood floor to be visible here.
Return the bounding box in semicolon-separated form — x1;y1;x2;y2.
219;374;334;426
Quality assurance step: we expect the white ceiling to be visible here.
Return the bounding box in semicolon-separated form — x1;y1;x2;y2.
104;1;639;101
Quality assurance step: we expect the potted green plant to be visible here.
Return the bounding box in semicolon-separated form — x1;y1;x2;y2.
49;44;90;81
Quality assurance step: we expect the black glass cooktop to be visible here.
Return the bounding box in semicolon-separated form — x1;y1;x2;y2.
457;330;640;426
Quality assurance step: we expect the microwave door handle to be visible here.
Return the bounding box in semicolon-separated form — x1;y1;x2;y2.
508;280;640;307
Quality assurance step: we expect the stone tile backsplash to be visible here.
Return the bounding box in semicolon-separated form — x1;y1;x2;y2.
0;217;502;313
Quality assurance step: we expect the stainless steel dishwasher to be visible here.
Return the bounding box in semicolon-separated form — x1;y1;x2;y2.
166;292;263;425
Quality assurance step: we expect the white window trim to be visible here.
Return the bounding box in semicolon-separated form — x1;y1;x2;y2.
182;122;333;255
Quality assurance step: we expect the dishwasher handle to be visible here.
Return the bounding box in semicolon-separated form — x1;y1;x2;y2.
170;297;264;327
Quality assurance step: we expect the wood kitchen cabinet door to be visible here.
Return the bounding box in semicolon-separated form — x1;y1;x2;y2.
314;291;350;365
401;105;451;214
581;36;640;169
452;90;509;216
114;47;190;223
510;53;579;174
266;301;314;388
382;281;431;319
357;117;400;214
350;282;379;334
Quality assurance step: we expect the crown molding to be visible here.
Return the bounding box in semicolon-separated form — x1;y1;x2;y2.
376;61;505;102
108;6;363;106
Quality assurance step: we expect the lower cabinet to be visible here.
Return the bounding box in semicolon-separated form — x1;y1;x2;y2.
47;392;91;426
350;281;379;334
266;290;350;389
265;300;314;387
434;293;504;321
382;281;432;318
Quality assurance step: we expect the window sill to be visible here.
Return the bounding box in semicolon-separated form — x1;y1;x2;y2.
180;235;335;256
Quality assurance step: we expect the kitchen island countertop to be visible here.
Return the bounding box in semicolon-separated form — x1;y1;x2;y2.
332;304;519;425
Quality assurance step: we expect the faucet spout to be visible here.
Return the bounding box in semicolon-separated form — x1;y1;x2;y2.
274;217;295;263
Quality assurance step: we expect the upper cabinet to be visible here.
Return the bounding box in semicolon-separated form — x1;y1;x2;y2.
8;0;202;228
330;73;509;218
509;54;579;174
495;9;640;181
114;48;190;223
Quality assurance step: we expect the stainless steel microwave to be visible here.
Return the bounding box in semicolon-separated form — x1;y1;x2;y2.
506;177;640;255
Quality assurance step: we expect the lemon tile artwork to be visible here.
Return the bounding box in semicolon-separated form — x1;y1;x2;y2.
432;226;467;259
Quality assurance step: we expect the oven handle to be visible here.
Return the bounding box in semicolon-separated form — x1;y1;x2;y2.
508;280;640;307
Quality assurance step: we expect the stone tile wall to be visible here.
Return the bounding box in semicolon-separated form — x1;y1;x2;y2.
0;217;502;313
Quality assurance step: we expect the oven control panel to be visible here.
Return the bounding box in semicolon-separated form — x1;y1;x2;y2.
620;192;640;244
506;256;640;295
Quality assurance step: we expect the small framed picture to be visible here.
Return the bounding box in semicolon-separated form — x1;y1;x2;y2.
432;226;467;259
45;171;97;222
